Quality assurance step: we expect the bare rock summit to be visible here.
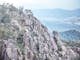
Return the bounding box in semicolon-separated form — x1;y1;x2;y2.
0;3;79;60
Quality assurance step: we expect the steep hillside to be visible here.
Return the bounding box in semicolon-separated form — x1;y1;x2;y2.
0;4;79;60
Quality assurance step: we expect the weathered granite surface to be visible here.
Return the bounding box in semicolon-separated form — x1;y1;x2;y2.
0;4;79;60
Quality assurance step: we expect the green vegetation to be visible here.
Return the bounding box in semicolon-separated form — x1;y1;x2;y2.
0;25;25;53
16;32;25;54
16;42;24;54
0;25;15;39
0;14;11;23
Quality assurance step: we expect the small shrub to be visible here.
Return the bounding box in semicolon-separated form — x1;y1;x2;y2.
0;25;15;39
16;32;24;54
0;14;10;23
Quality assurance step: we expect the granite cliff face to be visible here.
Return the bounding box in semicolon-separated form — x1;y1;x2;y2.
0;4;79;60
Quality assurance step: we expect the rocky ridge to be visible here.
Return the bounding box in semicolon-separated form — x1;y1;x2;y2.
0;4;79;60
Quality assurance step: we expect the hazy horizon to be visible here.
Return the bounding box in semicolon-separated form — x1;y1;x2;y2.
0;0;80;10
0;0;80;32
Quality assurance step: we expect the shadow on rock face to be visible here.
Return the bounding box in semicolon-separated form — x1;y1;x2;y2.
0;41;11;60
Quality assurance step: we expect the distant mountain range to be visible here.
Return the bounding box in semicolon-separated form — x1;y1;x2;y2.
33;9;80;40
32;9;80;18
60;30;80;40
32;9;80;32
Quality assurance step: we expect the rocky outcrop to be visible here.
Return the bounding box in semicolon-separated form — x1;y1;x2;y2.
71;47;80;55
0;3;79;60
0;40;23;60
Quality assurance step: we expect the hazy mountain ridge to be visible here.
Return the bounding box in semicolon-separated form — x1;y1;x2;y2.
32;9;80;32
33;9;80;18
33;9;80;41
62;40;80;47
60;30;80;40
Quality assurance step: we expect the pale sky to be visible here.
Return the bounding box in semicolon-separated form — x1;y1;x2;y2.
0;0;80;10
